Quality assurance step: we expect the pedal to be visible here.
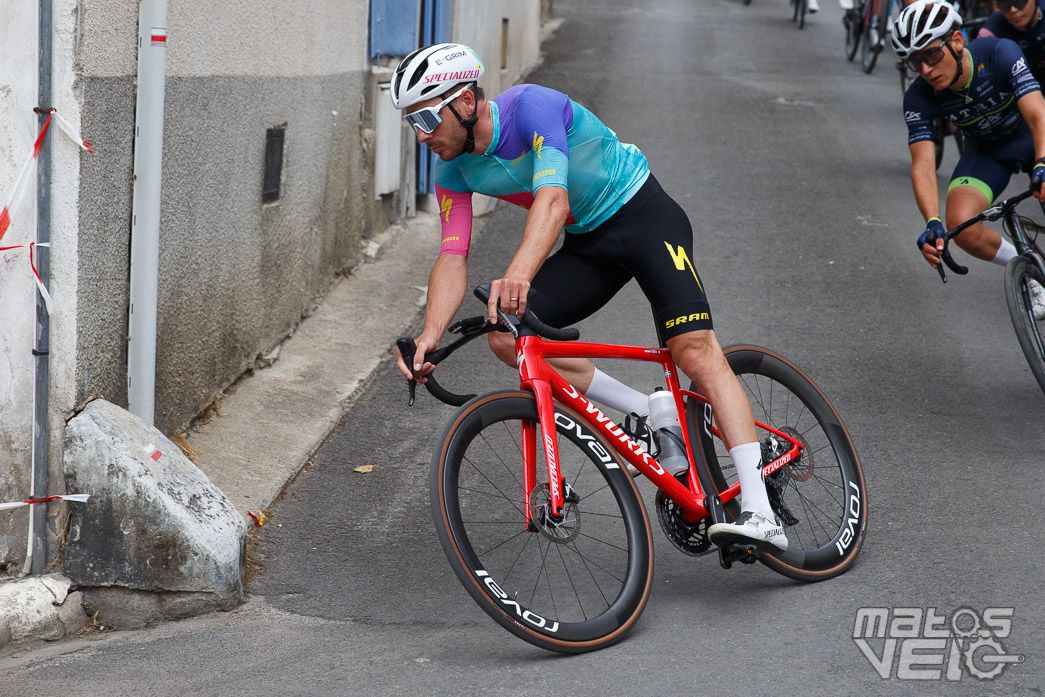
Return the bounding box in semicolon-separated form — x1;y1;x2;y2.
718;543;759;570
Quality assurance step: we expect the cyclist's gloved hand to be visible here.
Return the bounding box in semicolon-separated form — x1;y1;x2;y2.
917;217;945;251
1032;163;1045;193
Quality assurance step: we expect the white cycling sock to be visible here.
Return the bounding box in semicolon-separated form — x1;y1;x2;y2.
992;239;1018;266
585;368;649;417
730;442;774;518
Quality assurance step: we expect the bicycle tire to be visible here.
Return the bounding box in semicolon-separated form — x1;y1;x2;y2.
687;346;867;582
860;15;880;73
845;9;861;62
431;391;654;653
1004;257;1045;394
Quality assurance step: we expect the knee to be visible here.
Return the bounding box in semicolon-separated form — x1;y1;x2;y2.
667;331;720;368
488;332;515;366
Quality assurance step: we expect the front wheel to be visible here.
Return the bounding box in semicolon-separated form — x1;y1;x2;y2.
687;346;867;582
431;391;654;654
1004;257;1045;394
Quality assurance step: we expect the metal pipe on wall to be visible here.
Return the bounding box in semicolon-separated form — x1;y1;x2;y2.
27;0;55;576
127;0;168;425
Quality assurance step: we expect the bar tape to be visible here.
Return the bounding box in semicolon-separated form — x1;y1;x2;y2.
0;494;90;512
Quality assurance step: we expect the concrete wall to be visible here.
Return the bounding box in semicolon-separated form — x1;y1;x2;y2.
454;1;543;99
0;2;42;574
72;0;394;437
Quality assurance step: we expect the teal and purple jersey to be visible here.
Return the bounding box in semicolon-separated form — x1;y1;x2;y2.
902;37;1040;146
434;84;650;256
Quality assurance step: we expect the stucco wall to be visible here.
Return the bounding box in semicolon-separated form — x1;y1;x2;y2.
0;1;42;573
454;1;542;99
72;1;382;436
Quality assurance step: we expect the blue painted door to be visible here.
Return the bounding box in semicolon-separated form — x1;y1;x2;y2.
417;0;454;194
369;0;420;59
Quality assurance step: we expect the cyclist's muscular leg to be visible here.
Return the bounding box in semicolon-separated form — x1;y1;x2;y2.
666;330;756;450
668;329;777;523
946;185;1004;261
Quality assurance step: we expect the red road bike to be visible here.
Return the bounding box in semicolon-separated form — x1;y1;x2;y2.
399;285;867;653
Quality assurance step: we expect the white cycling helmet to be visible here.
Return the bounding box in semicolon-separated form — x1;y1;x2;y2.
891;0;962;57
390;43;485;110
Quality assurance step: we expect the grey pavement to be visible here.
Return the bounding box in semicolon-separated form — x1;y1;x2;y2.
0;208;461;650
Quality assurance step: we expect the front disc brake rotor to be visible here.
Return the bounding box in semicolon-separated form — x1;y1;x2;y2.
528;482;580;543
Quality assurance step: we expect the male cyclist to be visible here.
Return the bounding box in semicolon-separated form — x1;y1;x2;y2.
894;0;1045;312
390;43;786;552
979;0;1045;80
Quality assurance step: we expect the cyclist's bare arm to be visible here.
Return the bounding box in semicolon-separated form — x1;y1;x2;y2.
488;185;571;322
396;253;468;383
1017;91;1045;202
910;139;944;266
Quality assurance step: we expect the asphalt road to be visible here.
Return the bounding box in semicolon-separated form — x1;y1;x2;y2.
3;0;1043;694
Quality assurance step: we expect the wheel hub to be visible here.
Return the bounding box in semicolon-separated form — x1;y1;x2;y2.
528;482;580;543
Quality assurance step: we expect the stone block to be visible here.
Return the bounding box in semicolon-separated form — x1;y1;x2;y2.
62;400;246;623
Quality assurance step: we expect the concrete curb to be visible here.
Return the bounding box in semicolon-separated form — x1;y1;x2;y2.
0;576;86;650
0;210;459;653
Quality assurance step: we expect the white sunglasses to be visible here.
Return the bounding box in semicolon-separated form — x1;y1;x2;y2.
404;86;469;134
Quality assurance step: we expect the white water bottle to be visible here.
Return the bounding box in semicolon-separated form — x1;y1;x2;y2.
647;391;689;476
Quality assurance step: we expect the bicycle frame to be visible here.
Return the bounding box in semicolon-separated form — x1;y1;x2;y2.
513;333;805;524
1006;207;1045;279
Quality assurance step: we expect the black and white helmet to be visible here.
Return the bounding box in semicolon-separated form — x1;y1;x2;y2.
891;0;963;57
390;43;485;110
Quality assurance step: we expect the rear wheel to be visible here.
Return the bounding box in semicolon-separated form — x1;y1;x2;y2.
432;391;654;653
845;9;862;62
860;11;880;73
793;0;807;27
1004;257;1045;395
687;346;867;582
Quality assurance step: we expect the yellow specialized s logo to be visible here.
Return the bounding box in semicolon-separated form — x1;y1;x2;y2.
440;194;453;223
663;243;708;329
664;243;704;290
533;132;544;160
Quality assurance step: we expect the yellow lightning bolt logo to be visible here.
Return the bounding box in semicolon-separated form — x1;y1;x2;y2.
533;132;544;159
664;242;704;292
440;194;452;223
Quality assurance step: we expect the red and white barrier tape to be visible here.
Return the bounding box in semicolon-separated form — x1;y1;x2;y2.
0;494;90;512
0;241;53;314
0;109;93;314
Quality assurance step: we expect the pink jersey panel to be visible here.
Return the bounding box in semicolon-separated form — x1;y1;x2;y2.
435;184;474;257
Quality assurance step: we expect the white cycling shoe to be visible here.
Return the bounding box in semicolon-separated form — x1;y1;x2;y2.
807;0;820;12
1028;279;1045;321
708;511;789;553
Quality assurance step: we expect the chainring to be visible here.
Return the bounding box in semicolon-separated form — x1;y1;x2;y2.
655;475;713;556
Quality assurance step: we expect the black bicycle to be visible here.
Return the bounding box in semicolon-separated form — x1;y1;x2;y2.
932;187;1045;393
